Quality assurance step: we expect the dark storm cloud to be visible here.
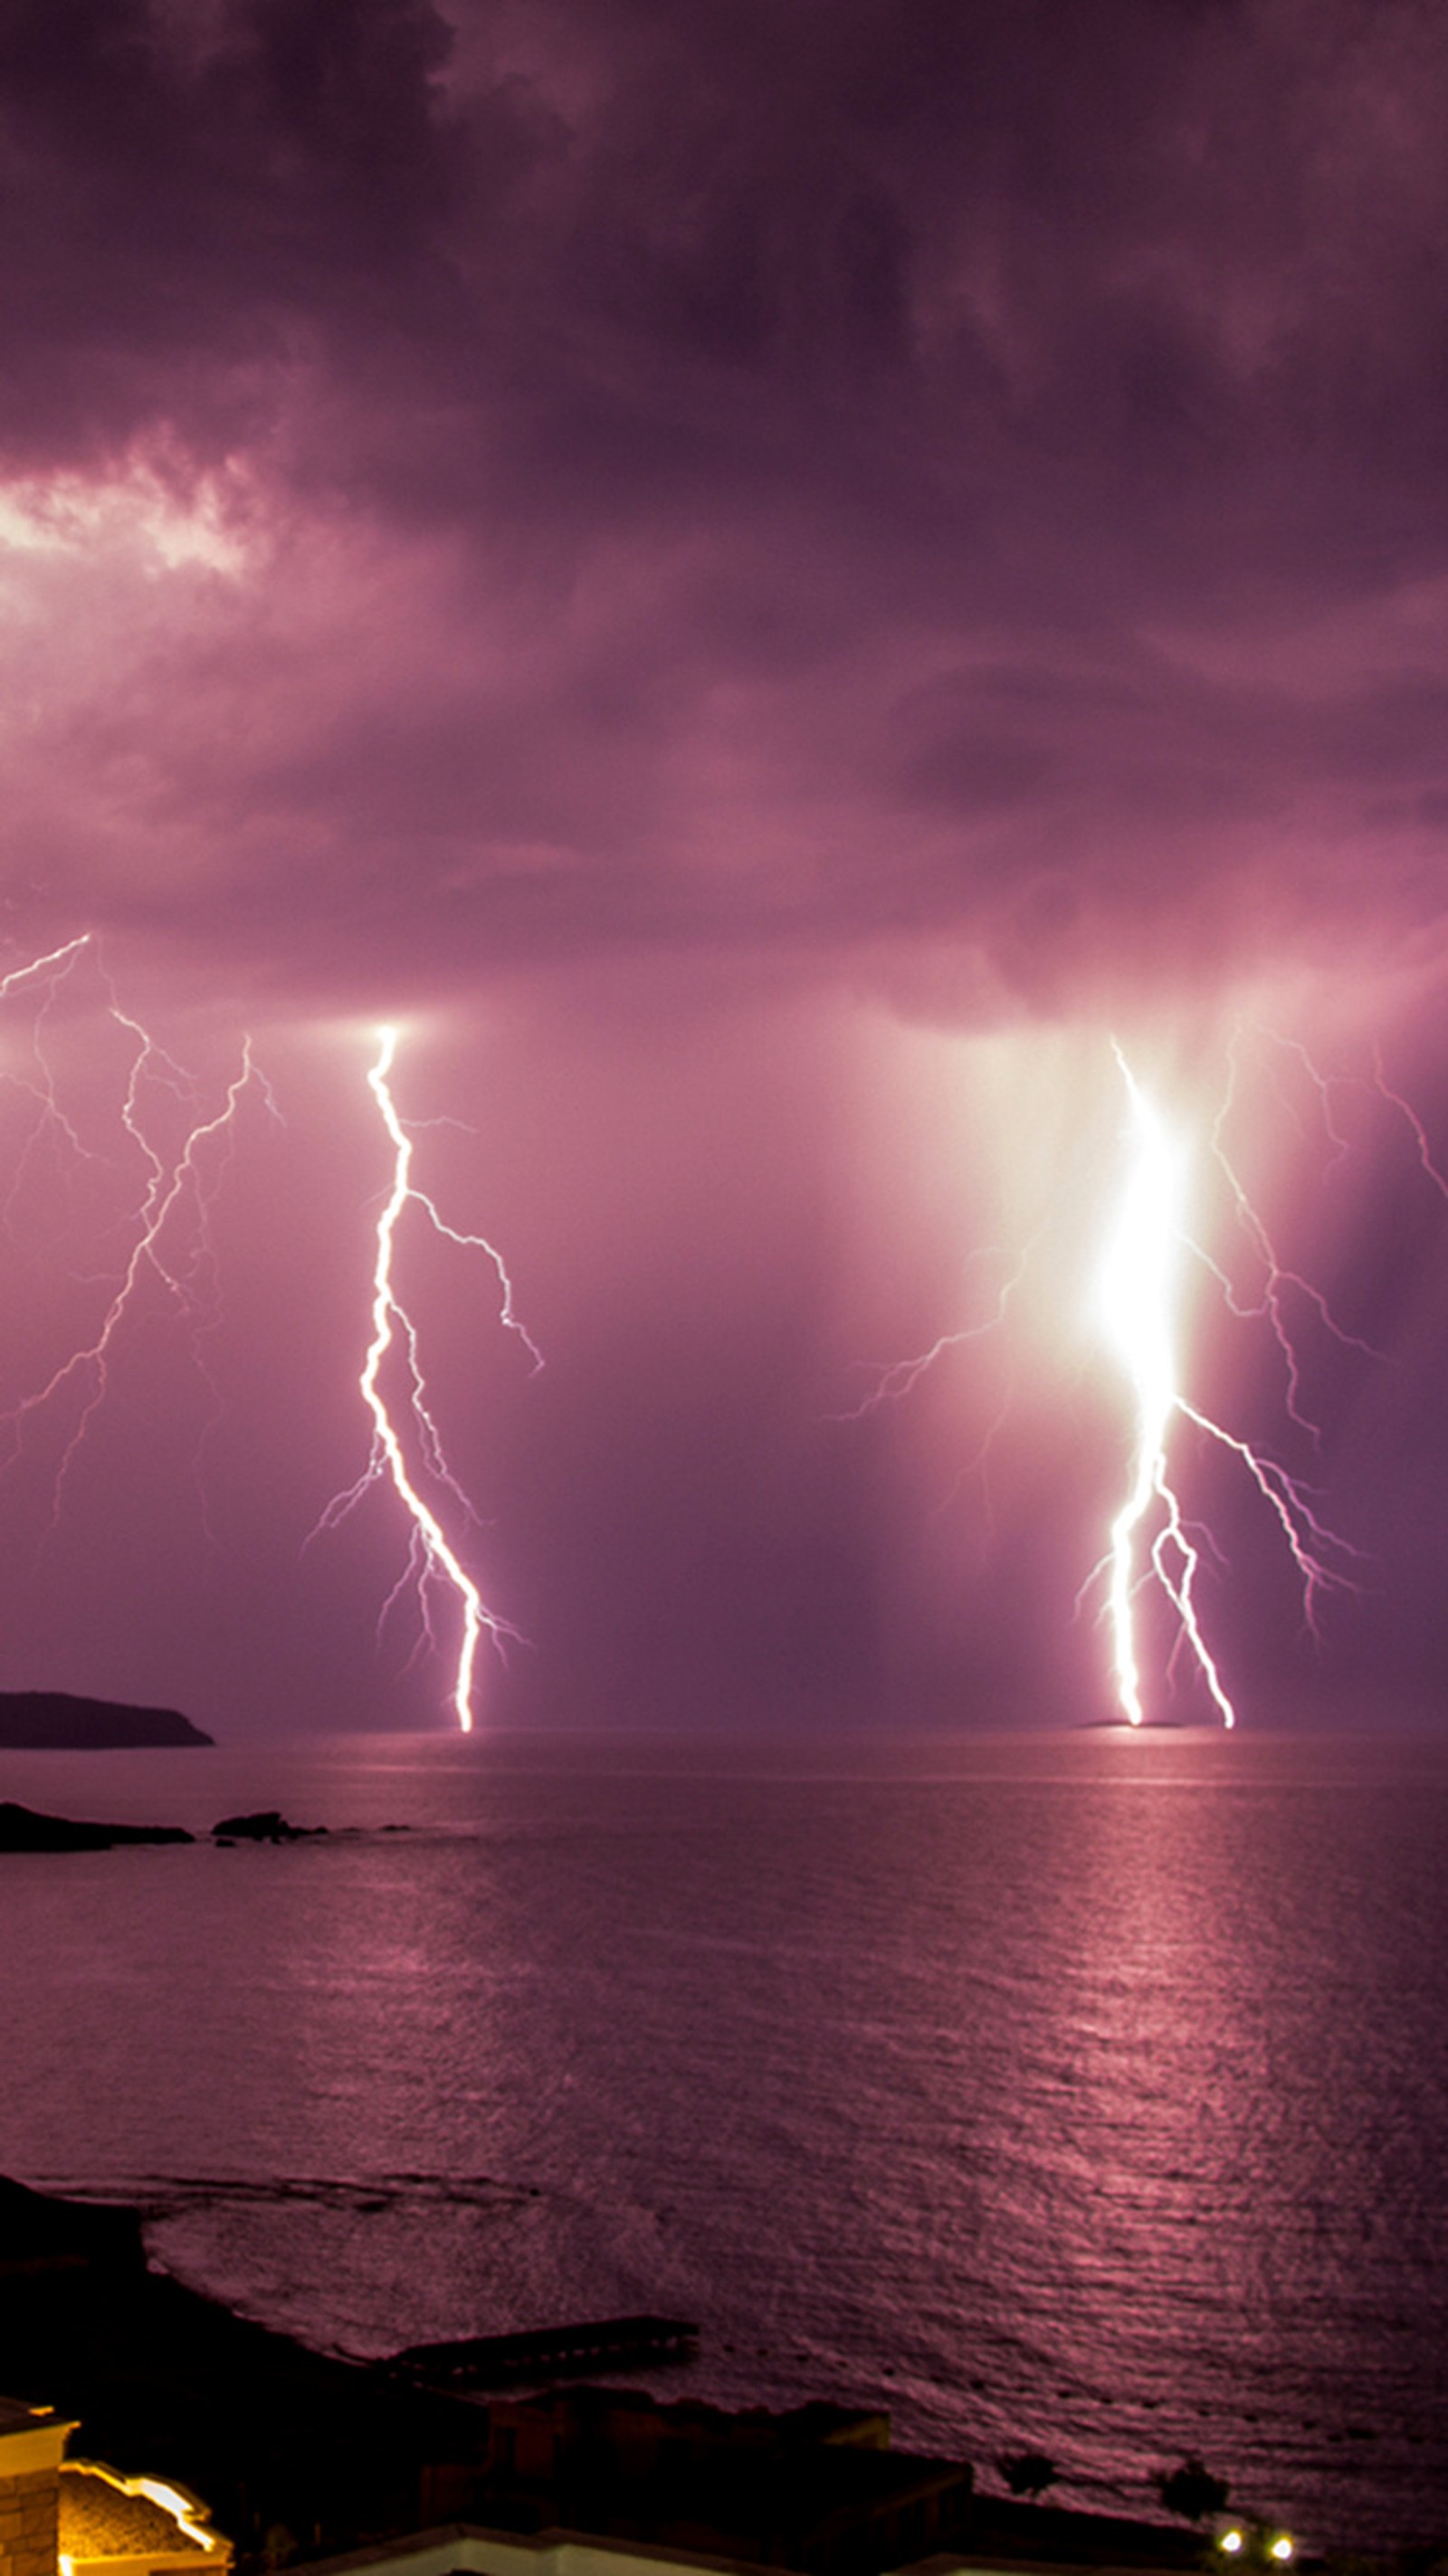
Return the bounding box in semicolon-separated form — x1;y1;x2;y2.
5;0;1448;1002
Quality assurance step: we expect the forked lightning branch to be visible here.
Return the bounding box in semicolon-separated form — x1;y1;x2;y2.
1089;1047;1353;1730
0;938;1430;1732
310;1026;541;1734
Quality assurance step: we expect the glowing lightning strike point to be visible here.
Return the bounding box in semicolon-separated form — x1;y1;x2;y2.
1092;1047;1358;1730
317;1026;535;1735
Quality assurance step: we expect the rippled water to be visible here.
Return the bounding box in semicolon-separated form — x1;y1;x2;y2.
3;1724;1447;2552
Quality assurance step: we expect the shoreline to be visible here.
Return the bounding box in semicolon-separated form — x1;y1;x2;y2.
0;2174;1231;2576
0;2173;489;2566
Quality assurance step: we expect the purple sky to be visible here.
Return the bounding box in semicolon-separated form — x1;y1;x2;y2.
1;0;1446;1734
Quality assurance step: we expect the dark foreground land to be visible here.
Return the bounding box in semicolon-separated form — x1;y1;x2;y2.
0;2176;484;2557
0;2174;1232;2576
0;1691;212;1748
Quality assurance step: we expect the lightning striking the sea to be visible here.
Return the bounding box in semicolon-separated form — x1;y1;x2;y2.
1094;1050;1237;1725
1091;1045;1358;1729
839;1024;1392;1729
313;1025;538;1734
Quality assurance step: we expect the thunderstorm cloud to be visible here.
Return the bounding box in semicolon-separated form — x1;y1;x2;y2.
2;0;1446;1010
1;0;1446;1732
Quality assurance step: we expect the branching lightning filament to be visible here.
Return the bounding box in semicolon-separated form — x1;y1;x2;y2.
314;1026;536;1733
0;932;272;1522
1092;1046;1357;1729
1096;1052;1234;1725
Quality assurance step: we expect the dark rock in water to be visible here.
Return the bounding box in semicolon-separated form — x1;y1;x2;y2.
211;1809;328;1842
0;1801;194;1851
0;1690;212;1748
1076;1716;1193;1732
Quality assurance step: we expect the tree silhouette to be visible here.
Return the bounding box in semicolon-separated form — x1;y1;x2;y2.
997;2450;1056;2500
1158;2457;1231;2523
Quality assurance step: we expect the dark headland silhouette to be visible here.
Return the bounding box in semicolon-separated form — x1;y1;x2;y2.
0;1689;212;1749
0;1801;193;1851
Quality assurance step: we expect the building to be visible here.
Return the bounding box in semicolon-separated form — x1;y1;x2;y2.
415;2387;973;2576
0;2399;231;2576
284;2514;1217;2576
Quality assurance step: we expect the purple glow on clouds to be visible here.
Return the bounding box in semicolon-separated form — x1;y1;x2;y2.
0;0;1445;1732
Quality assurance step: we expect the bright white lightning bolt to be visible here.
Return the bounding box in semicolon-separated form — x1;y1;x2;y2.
1092;1046;1358;1729
1095;1052;1236;1727
313;1026;538;1734
836;1017;1435;1728
0;933;92;1003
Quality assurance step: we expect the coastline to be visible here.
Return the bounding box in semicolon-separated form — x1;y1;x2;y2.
0;2174;487;2564
0;2175;1219;2576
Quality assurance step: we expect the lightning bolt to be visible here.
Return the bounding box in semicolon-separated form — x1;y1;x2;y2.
0;932;92;1003
834;1243;1034;1421
1238;1018;1448;1206
1091;1045;1358;1729
0;936;273;1525
312;1025;538;1734
1204;1027;1384;1441
1371;1045;1448;1201
0;934;100;1231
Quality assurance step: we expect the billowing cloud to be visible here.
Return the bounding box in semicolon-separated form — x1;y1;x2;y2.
1;0;1446;1009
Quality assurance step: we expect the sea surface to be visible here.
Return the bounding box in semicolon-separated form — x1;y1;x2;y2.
3;1724;1447;2553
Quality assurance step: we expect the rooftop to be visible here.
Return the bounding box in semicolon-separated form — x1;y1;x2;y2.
0;2397;51;2436
60;2463;219;2564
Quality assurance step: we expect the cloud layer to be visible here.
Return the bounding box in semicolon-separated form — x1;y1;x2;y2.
2;0;1447;1009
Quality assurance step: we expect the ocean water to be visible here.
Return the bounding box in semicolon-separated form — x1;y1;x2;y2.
3;1724;1447;2553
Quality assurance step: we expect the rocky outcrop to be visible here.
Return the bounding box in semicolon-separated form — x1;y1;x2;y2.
211;1811;328;1843
0;1804;193;1851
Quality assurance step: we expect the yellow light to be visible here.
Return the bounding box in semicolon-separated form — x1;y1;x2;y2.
1219;2533;1245;2556
136;2477;218;2549
1270;2539;1294;2562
